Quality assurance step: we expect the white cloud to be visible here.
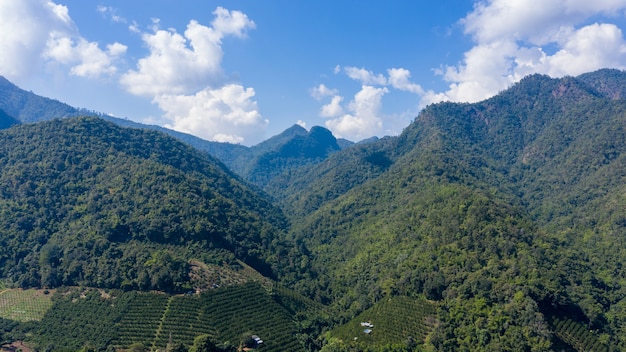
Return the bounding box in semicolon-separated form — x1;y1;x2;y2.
44;34;127;78
325;85;388;141
344;66;388;85
212;6;256;38
542;23;626;76
438;0;626;103
321;95;345;117
314;66;436;139
120;8;254;97
387;68;425;94
120;21;225;96
129;21;141;33
311;84;338;100
156;84;268;144
97;5;126;23
0;0;125;82
120;7;261;144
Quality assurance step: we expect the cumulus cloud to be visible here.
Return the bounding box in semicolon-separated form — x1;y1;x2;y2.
120;7;255;97
314;66;435;139
156;84;268;144
121;7;263;144
311;84;338;100
212;6;256;37
0;0;125;81
387;68;425;94
44;35;127;78
325;85;388;141
439;0;626;103
343;66;388;85
321;95;345;118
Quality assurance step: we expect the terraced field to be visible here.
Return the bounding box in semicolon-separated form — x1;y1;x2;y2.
114;282;304;351
0;283;306;351
329;295;438;349
550;317;609;352
0;289;53;322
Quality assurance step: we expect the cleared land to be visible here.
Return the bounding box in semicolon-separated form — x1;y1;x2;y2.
0;289;53;322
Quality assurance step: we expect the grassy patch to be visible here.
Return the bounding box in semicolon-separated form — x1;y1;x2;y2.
0;289;54;322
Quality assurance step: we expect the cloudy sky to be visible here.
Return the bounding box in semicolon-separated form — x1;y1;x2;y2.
2;0;626;145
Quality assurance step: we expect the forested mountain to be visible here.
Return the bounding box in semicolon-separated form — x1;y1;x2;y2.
0;76;350;190
2;70;626;351
0;116;295;293
270;69;626;350
233;124;343;186
0;77;80;123
0;108;19;129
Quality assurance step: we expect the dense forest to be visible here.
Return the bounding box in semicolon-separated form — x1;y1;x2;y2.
0;69;626;351
0;117;296;293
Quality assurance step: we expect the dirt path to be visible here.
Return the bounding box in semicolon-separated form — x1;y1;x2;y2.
1;341;32;352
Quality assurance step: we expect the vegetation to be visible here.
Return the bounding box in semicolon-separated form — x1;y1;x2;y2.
325;296;437;351
0;284;304;351
0;289;53;322
0;108;19;130
0;116;295;293
1;70;626;350
269;69;626;350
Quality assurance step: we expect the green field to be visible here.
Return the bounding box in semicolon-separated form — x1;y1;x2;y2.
0;289;54;322
328;296;437;350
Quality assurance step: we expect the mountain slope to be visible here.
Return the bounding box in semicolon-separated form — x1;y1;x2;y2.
0;108;19;129
0;77;80;123
280;69;626;350
0;116;294;292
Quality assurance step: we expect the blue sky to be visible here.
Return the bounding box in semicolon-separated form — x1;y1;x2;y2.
2;1;626;145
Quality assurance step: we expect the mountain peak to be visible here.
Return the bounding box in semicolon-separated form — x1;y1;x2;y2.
577;68;626;99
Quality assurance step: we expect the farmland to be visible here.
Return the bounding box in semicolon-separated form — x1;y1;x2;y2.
0;284;305;351
327;296;437;350
0;289;53;322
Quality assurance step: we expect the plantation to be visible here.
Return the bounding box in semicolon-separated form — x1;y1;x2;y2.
114;292;170;348
327;296;437;350
550;317;609;352
194;282;304;351
0;289;53;322
0;283;306;351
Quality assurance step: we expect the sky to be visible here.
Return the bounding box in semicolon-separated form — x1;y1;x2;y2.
2;1;626;145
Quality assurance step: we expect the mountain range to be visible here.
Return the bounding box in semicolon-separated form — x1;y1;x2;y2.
1;69;626;350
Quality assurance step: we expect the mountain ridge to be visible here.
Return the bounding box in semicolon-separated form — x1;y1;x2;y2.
0;69;626;350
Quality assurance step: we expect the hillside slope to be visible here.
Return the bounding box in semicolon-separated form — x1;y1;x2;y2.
0;117;294;292
281;69;626;350
0;108;19;129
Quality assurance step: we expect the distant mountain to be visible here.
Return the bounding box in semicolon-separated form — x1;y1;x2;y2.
0;76;80;123
0;108;19;129
0;116;295;292
208;124;344;188
0;76;349;186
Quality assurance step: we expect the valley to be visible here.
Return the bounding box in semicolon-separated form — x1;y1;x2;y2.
1;69;626;351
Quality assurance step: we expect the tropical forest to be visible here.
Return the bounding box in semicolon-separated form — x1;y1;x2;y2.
0;69;626;351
